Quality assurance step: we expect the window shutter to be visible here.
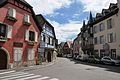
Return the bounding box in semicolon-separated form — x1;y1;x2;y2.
24;15;30;23
112;18;114;27
25;30;29;41
8;8;13;17
14;49;18;61
8;8;16;18
113;33;116;42
35;32;38;42
28;49;31;60
13;9;16;18
31;49;34;60
7;25;12;38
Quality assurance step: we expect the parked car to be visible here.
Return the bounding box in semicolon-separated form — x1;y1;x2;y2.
75;55;81;60
87;56;100;63
101;56;120;66
79;54;89;62
63;54;67;58
67;54;72;58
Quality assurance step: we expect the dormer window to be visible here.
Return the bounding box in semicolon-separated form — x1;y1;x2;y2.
7;8;17;21
24;14;31;26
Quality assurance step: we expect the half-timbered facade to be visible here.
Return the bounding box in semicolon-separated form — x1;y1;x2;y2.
37;14;57;63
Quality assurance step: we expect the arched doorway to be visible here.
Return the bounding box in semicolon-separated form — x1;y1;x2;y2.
0;49;7;69
47;52;51;62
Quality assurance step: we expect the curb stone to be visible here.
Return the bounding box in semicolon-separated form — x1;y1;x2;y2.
0;60;56;72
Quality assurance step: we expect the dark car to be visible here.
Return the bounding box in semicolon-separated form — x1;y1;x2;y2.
87;56;100;63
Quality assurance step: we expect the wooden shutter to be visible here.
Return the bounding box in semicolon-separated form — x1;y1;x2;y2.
25;30;29;41
35;32;38;42
7;25;12;38
28;49;31;60
13;9;16;18
24;14;30;23
113;33;116;42
8;8;16;18
8;8;13;17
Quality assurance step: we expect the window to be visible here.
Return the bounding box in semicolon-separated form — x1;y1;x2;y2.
100;35;104;44
107;33;116;43
0;24;12;40
99;23;105;31
94;37;98;44
90;27;93;34
111;49;116;59
90;38;93;44
107;18;112;29
25;30;38;42
41;33;43;41
28;48;34;60
52;39;54;46
0;24;6;38
48;37;50;44
24;14;30;23
29;31;35;41
43;35;45;42
8;8;16;18
94;26;98;33
50;38;52;45
14;48;22;61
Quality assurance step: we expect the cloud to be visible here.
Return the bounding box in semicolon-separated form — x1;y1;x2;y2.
79;0;117;13
47;20;82;43
25;0;74;15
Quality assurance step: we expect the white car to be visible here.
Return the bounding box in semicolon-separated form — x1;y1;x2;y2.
101;56;120;65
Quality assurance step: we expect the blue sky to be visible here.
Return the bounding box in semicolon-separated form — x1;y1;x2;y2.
26;0;117;43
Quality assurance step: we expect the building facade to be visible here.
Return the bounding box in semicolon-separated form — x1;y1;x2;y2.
63;41;73;56
0;0;42;69
57;42;65;57
73;33;83;57
81;13;94;56
37;14;57;63
93;2;120;59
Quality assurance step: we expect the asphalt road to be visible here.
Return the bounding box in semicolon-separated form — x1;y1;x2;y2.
0;57;120;80
26;57;120;80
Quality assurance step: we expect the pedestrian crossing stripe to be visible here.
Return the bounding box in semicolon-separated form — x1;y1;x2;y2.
32;77;50;80
0;70;15;75
0;70;59;80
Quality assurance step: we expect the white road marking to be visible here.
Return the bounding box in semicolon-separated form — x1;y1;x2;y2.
0;71;59;80
0;72;28;79
0;70;15;75
2;74;34;80
16;75;41;80
32;77;50;80
49;78;59;80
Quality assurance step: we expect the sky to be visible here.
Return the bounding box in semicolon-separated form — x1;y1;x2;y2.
25;0;117;43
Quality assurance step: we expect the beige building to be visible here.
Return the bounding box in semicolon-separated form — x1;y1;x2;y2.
93;1;120;59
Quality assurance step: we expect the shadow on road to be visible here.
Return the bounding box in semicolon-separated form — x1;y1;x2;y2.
68;58;120;73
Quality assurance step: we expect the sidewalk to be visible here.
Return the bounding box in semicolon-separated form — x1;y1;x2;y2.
0;61;56;72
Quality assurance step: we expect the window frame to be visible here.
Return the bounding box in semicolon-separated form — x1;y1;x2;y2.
107;18;112;29
29;31;35;41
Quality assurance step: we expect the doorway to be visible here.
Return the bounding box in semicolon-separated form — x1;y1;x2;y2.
47;52;51;62
0;49;7;69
